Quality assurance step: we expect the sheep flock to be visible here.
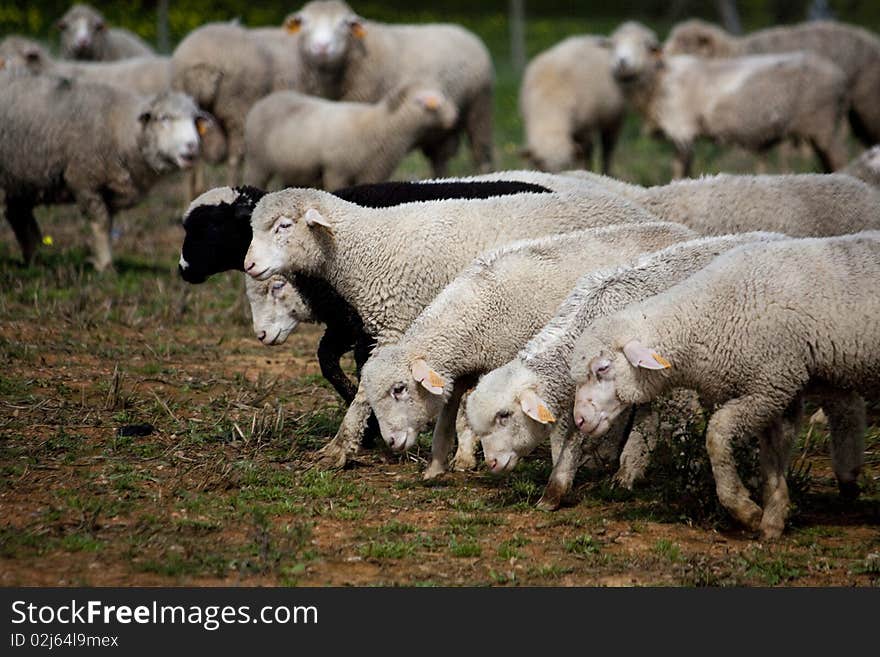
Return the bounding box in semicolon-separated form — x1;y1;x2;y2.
2;1;880;572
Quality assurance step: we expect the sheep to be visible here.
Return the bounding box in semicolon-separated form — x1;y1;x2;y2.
520;35;625;174
465;232;786;509
360;222;695;479
56;3;153;61
180;180;553;404
244;185;659;467
0;74;210;270
569;232;880;538
244;86;458;190
607;22;848;177
665;19;880;146
171;22;275;191
843;146;880;189
285;0;494;175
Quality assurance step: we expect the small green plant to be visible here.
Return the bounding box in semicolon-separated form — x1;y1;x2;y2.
448;536;481;558
564;534;600;556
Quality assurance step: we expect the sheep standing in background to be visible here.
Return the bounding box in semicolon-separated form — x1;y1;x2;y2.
244;86;458;190
570;233;880;538
608;22;848;177
665;19;880;146
360;222;694;479
57;3;153;61
0;74;210;270
465;232;784;507
171;22;275;195
243;186;656;467
520;36;625;174
286;0;494;175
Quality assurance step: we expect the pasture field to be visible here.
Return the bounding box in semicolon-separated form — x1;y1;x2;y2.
1;12;878;586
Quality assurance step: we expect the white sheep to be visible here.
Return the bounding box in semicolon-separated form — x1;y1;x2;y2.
608;21;849;177
243;186;658;467
520;35;625;174
665;18;880;146
56;3;153;61
843;146;880;189
570;232;880;538
359;222;695;479
0;74;210;269
285;0;494;175
465;232;786;509
244;87;458;190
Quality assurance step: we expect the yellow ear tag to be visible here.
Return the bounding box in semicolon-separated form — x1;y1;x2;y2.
423;95;440;110
652;353;672;369
427;370;445;389
351;23;366;39
537;404;556;424
42;235;54;246
285;20;302;34
196;120;207;136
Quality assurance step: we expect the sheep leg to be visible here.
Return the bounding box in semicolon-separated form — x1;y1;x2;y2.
822;389;866;500
424;377;472;480
613;404;659;490
705;396;775;532
808;123;847;173
421;132;460;178
185;162;207;207
758;398;801;541
538;424;581;511
225;129;246;187
672;145;693;179
451;389;478;471
464;85;495;173
316;384;370;469
600;117;623;176
75;189;114;272
317;328;358;404
4;198;42;266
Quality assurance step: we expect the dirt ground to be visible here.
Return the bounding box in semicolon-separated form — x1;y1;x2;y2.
1;175;878;587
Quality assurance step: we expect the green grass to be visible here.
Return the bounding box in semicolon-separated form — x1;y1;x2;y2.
564;534;601;557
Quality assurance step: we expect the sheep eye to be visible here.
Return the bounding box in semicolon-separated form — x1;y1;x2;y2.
391;383;407;399
274;219;293;233
270;280;286;297
496;410;512;424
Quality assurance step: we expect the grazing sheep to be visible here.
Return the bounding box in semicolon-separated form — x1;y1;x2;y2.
570;232;880;538
171;22;275;191
244;86;458;190
465;232;785;509
520;36;625;174
360;222;695;479
244;186;658;467
665;19;880;146
285;0;494;175
608;22;848;177
57;3;153;61
180;180;552;405
843;146;880;188
0;74;209;270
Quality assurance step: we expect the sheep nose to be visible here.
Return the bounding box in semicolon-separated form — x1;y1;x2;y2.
574;414;585;430
245;261;256;271
257;331;267;342
487;458;497;470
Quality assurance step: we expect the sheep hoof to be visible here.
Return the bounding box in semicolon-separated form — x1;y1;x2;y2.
450;453;477;472
759;520;785;542
422;462;447;481
612;469;636;491
315;441;351;470
536;483;565;512
838;481;861;501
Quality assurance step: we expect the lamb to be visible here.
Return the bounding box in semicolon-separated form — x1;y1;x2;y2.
607;21;848;177
520;35;625;174
360;222;695;479
171;22;275;190
843;146;880;188
244;86;458;190
285;0;494;175
569;232;880;538
465;232;785;509
180;180;553;405
244;185;659;467
0;74;210;270
665;19;880;146
57;3;153;61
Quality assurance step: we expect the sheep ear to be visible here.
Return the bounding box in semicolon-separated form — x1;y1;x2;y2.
416;91;442;111
411;359;445;395
623;340;671;370
138;111;152;126
349;18;366;39
304;208;332;231
596;36;612;49
284;15;302;34
195;114;211;137
519;389;555;424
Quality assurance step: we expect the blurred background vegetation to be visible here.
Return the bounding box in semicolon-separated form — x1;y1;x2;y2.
4;1;880;182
